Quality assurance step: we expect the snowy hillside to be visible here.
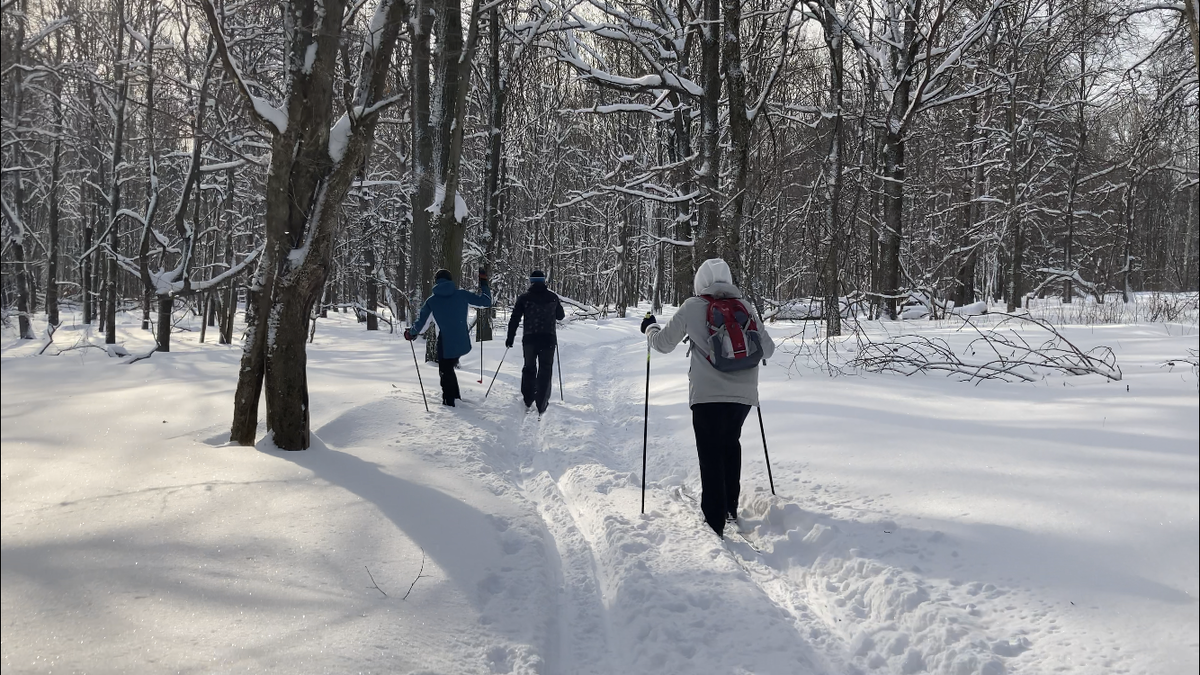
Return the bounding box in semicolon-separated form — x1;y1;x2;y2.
2;308;1197;675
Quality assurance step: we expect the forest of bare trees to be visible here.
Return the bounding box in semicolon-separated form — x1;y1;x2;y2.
3;0;1197;448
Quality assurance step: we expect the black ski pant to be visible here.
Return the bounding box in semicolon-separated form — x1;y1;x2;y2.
438;357;461;405
521;343;556;412
691;402;752;535
435;340;461;406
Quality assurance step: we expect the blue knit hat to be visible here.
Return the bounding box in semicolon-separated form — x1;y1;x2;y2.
530;270;547;284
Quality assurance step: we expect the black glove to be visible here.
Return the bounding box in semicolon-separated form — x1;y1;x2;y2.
640;313;657;334
505;338;514;349
404;328;416;341
478;268;489;283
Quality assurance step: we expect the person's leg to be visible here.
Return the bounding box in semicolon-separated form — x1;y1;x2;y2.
446;357;461;401
438;358;461;405
691;403;727;535
535;345;555;412
722;403;752;518
520;343;537;408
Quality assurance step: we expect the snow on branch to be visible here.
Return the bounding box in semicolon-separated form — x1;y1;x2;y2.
198;0;287;135
23;15;72;51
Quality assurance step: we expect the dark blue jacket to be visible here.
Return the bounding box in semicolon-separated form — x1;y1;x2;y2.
411;278;492;360
507;283;565;349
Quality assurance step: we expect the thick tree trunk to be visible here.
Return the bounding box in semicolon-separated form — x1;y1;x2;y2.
12;239;35;340
208;0;407;449
435;0;483;279
696;0;721;264
157;295;173;351
955;248;978;307
83;224;94;323
47;34;63;328
365;246;378;331
881;130;905;319
1062;40;1087;303
822;10;844;336
1121;178;1137;303
721;0;748;280
410;0;435;309
1005;74;1023;312
105;0;129;345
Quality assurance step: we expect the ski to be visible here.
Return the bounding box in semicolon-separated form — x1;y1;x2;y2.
672;486;763;555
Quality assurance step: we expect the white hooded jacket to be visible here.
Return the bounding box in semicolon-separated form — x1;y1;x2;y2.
646;259;775;407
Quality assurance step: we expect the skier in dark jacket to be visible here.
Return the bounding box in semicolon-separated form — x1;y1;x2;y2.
506;270;565;414
405;268;492;406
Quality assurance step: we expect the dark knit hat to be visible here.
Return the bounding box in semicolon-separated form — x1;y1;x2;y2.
434;269;453;282
530;270;547;284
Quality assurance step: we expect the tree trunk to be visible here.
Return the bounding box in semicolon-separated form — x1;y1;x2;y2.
1121;177;1137;303
410;0;435;311
208;0;407;449
696;0;721;264
435;0;483;278
83;224;94;323
365;245;378;330
881;130;905;319
46;31;64;328
721;0;748;279
157;295;173;351
822;9;844;336
1005;72;1023;312
1062;34;1087;303
105;0;129;344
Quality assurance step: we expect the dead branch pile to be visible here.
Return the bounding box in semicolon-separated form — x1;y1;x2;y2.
851;313;1122;383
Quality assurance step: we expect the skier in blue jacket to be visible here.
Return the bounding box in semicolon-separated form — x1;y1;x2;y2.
405;268;492;406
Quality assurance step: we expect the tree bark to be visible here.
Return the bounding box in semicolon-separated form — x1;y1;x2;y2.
721;0;748;280
696;0;722;264
821;7;845;337
105;0;129;345
435;0;483;279
46;29;64;328
365;245;378;330
207;0;408;449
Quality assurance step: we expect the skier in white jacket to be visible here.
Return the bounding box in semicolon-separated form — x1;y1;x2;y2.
641;258;776;536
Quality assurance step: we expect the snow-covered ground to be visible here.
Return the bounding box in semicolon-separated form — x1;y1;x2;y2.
2;305;1197;674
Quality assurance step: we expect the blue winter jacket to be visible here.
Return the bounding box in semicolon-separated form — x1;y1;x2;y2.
411;278;492;360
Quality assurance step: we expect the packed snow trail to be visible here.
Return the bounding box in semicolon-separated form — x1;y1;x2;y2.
388;330;829;674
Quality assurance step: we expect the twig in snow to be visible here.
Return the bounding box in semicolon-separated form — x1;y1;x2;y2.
403;549;428;601
365;565;387;598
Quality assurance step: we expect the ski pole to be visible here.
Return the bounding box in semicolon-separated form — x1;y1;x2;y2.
479;337;484;383
485;347;509;398
410;337;429;413
758;405;775;495
556;344;564;401
641;338;651;514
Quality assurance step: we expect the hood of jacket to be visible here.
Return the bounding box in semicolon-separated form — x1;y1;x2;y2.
693;258;741;298
433;278;458;297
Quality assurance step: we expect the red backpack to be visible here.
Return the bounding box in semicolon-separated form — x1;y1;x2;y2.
701;296;764;372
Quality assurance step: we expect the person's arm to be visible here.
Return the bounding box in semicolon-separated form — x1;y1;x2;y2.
645;302;690;354
411;298;434;335
555;298;565;321
463;279;492;308
506;296;525;346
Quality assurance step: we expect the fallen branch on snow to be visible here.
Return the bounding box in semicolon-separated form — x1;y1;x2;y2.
851;313;1122;383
